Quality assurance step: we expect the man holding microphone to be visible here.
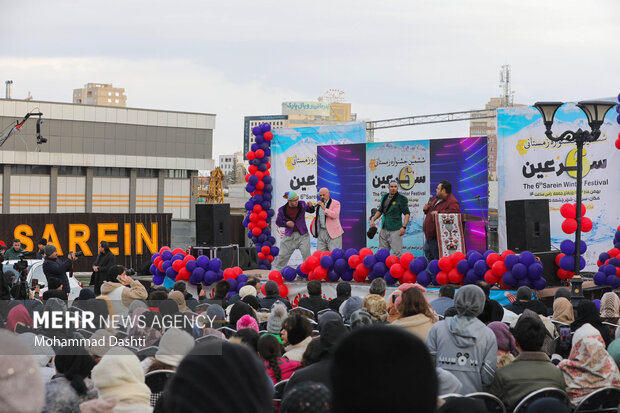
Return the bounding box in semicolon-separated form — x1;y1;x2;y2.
369;180;410;257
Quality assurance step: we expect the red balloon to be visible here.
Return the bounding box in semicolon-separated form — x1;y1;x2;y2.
264;131;273;141
154;257;162;267
390;263;405;278
306;256;320;269
401;270;416;284
581;217;593;232
257;252;265;260
266;255;274;263
436;271;449;285
261;246;271;255
256;181;265;190
249;213;258;222
320;250;332;258
183;255;195;263
268;271;283;283
172;248;185;256
400;252;415;269
486;253;501;267
172;260;184;272
491;261;507;277
261;284;266;295
348;255;362;269
560;203;576;219
557;269;570;280
175;268;191;281
616;138;620;150
255;149;265;158
562;219;578;234
300;262;310;274
450;252;466;267
307;270;316;281
257;220;268;229
245;174;250;183
223;268;236;279
252;227;262;236
448;268;463;284
359;248;373;259
500;250;515;259
353;270;367;282
312;250;323;258
159;246;171;254
258;211;268;220
233;266;243;276
266;162;271;169
248;165;258;174
385;255;400;268
252;205;262;213
609;248;620;258
438;256;453;272
248;222;256;230
484;270;498;285
247;151;256;160
314;267;328;280
573;203;586;217
279;283;289;298
555;253;565;267
355;263;370;276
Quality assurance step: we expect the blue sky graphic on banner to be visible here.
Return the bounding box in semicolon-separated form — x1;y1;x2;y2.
317;144;367;250
271;123;366;267
497;104;620;271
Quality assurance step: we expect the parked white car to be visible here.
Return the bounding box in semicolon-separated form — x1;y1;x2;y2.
2;259;83;301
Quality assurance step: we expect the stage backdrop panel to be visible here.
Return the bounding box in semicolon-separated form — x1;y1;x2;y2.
429;137;488;253
317;143;367;250
497;104;620;271
366;141;431;254
271;123;366;266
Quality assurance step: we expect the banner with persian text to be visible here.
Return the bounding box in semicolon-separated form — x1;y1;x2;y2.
497;104;620;271
271;123;366;266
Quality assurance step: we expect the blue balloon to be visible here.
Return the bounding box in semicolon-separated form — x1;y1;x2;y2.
528;263;543;280
334;258;348;274
532;277;547;290
252;126;261;136
237;274;248;284
209;258;222;272
409;257;427;274
258;234;268;242
151;253;159;263
152;274;164;285
473;260;488;277
372;262;388;276
171;255;182;263
559;256;574;271
607;274;618;286
196;255;210;270
579;241;587;254
599;252;611;263
604;265;617;276
502;270;516;287
252;195;264;203
344;249;358;260
268;236;276;244
560;240;575;255
161;250;173;261
156;269;166;278
331;248;344;260
374;248;390;263
579;256;586;271
165;267;177;279
504;254;519;270
267;209;275;218
185;260;197;272
245;184;255;193
264;184;273;192
162;260;172;271
245;201;253;211
261;201;271;210
519;251;536;266
594;271;607;285
320;255;334;270
612;277;620;289
189;267;205;285
363;255;376;269
456;260;470;275
258;163;267;172
261;123;271;132
609;257;620;267
226;278;238;291
248;175;259;185
416;271;431;286
467;252;483;267
255;136;264;144
512;263;527;279
464;269;478;285
428;259;440;275
282;266;297;281
327;270;340;282
384;273;398;285
259;264;268;270
149;264;158;275
340;269;354;281
271;246;279;256
263;175;272;184
251;143;259;151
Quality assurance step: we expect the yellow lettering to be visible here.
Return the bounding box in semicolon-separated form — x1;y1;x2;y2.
98;223;119;255
124;223;131;255
14;225;34;252
68;224;93;257
42;224;63;255
136;223;158;255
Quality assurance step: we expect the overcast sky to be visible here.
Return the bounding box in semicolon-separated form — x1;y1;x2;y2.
2;0;618;161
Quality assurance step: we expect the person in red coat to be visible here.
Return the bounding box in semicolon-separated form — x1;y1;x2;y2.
422;180;460;261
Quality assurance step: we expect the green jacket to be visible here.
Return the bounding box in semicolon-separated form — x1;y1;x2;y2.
490;352;566;412
378;192;410;231
3;248;26;261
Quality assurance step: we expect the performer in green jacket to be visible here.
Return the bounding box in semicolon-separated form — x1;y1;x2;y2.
369;180;410;257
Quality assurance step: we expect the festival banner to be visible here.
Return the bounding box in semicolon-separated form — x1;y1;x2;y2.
497;104;620;271
365;141;431;254
271;123;366;266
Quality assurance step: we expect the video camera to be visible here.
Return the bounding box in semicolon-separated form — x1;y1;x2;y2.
69;250;84;257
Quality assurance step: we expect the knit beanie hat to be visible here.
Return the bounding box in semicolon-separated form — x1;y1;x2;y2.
350;309;373;329
264;280;279;296
340;296;363;323
516;286;533;302
155;328;195;367
206;304;226;321
44;244;57;256
0;330;45;413
330;326;437;413
237;314;259;332
239;285;257;298
77;288;96;301
267;302;288;334
488;321;519;356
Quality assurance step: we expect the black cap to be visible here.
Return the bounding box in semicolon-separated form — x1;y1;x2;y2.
38;239;47;246
367;226;378;239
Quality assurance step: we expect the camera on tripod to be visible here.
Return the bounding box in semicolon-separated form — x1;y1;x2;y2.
69;251;84;258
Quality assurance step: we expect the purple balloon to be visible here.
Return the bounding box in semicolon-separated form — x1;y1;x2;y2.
560;240;575;255
248;175;258;185
594;271;607;285
161;250;173;261
209;258;222;272
607;274;618;286
473;260;488;277
344;249;358;260
528;263;543;280
579;241;587;254
189;267;204;285
532;277;547;290
456;260;470;275
612;277;620;289
226;278;238;291
237;274;248;284
204;270;218;285
463;270;478;285
559;256;574;272
467;252;483;267
151;253;159;263
604;265;617;276
416;271;431;287
340;269;354;282
363;255;376;269
331;248;344;260
162;260;172;272
372;262;388;276
152;274;164;285
609;257;620;267
519;251;536;267
374;248;390;263
333;259;348;274
165;267;177;279
502;270;516;287
196;255;210;270
504;254;519;270
320;255;334;270
327;270;340;282
185;260;197;272
512;263;527;280
428;259;440;275
282;266;297;281
410;257;428;274
383;273;398;285
149;264;158;275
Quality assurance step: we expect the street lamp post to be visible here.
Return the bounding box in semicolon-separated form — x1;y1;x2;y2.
533;100;616;301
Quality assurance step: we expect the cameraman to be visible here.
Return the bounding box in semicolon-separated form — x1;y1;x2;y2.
90;241;115;295
42;245;77;297
4;239;26;261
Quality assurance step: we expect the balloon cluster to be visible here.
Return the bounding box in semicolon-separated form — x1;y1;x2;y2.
554;239;585;281
242;123;278;269
221;266;250;300
150;247;224;288
593;226;620;287
616;93;620;150
560;203;592;234
284;248;429;286
427;249;547;290
262;271;289;298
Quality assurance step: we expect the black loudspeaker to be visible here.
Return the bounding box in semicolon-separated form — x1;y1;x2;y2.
238;247;260;270
505;199;550;253
534;250;562;287
196;204;231;247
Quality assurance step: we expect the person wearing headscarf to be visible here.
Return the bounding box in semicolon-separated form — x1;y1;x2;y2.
143;328;194;374
43;380;80;413
168;290;189;313
331;325;437;413
552;297;575;325
425;284;497;394
92;347;152;413
607;339;620;369
392;287;437;340
488;321;519;368
0;330;45;413
558;323;620;403
281;315;313;363
71;288;97;309
280;381;331;413
229;301;257;328
17;332;56;382
284;318;349;395
571;300;611;346
362;294;388;323
599;292;620;324
554;287;571;301
5;303;33;332
504;286;548;316
53;346;98;402
257;334;301;385
155;341;273;413
128;308;163;349
350;309;373;329
339;296;363;323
